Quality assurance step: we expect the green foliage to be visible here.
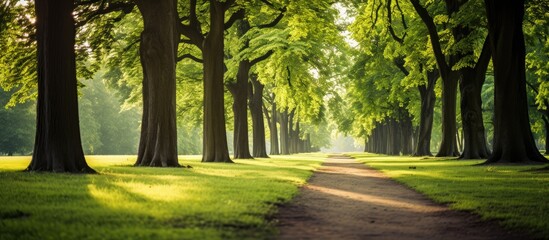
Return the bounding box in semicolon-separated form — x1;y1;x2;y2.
351;153;549;238
0;154;323;239
0;90;34;155
78;77;140;155
0;1;36;107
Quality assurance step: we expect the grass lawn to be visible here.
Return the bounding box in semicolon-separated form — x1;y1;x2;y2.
350;153;549;238
0;154;324;239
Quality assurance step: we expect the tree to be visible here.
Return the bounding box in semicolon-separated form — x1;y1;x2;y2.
179;0;243;163
410;0;461;157
133;0;180;167
26;0;94;173
227;13;281;159
249;74;268;157
264;92;279;155
483;0;547;164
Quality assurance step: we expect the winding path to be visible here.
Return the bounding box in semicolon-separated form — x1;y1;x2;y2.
275;155;523;240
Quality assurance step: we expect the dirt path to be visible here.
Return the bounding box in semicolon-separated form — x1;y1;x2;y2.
275;155;523;240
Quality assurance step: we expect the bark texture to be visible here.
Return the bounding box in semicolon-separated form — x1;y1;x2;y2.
249;75;268;157
414;70;438;156
459;38;491;159
202;1;232;162
228;19;252;159
27;0;94;173
436;72;460;157
279;109;289;155
265;97;279;155
134;0;179;167
484;0;547;164
228;59;253;159
411;0;460;157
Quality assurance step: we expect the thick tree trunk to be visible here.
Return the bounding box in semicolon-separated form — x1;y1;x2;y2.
457;30;491;159
228;59;253;159
134;0;180;167
414;71;437;156
202;2;232;163
249;75;268;157
436;72;460;157
459;66;490;159
484;0;547;164
27;0;94;173
279;109;289;154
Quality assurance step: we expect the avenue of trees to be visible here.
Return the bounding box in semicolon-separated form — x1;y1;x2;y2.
333;0;549;164
0;0;547;172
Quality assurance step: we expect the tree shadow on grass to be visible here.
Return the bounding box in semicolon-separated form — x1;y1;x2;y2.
0;164;311;239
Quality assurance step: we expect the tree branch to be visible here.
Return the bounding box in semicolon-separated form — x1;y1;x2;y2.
256;7;286;29
371;0;383;30
395;0;407;29
259;0;275;8
222;0;237;11
225;8;245;30
179;0;205;49
75;0;103;6
387;0;405;44
250;50;274;66
409;0;450;74
75;2;135;28
474;35;491;75
392;56;409;76
179;23;204;49
177;53;203;63
189;0;202;34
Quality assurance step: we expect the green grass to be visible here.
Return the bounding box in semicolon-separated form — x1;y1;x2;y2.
350;153;549;238
0;154;324;239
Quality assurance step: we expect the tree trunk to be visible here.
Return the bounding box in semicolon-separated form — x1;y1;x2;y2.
458;32;491;159
543;116;549;155
388;119;400;155
436;72;460;157
288;111;295;154
415;70;437;156
400;112;414;155
27;0;94;173
228;19;253;159
484;0;547;164
266;98;279;155
228;59;253;159
414;70;439;156
411;0;460;157
279;109;289;154
134;0;180;167
249;75;268;157
202;2;232;163
295;121;302;153
459;66;490;159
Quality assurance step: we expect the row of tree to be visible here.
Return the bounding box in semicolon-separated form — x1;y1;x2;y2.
1;0;547;173
0;0;338;172
332;0;548;164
